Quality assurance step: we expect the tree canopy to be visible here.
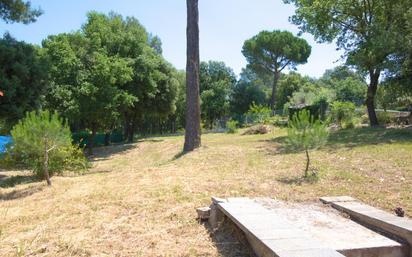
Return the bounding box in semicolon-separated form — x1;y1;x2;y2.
0;33;47;129
200;60;236;128
283;0;410;125
242;30;311;111
0;0;42;23
42;12;179;152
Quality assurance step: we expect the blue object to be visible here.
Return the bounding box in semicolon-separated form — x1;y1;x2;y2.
0;136;12;153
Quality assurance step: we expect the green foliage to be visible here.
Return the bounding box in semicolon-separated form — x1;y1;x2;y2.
276;72;314;109
376;111;396;125
263;115;288;127
320;66;366;105
242;30;311;110
284;0;409;125
7;110;88;180
0;0;42;24
242;30;311;74
225;120;238;134
200;61;236;128
42;12;180;146
286;110;329;176
245;102;271;124
330;101;357;128
230;67;269;116
0;34;47;130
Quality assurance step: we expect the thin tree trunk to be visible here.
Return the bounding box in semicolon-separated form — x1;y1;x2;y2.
270;71;280;115
104;132;110;146
305;149;310;178
88;126;96;156
184;0;201;152
366;69;380;127
128;121;135;143
44;141;51;186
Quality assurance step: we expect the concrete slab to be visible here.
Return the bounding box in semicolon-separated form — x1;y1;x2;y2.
276;249;349;257
213;197;408;257
321;196;412;256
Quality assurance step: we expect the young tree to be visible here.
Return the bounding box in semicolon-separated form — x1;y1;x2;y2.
0;34;47;129
287;110;329;177
283;0;409;126
10;111;76;186
0;0;42;24
184;0;201;152
242;30;311;113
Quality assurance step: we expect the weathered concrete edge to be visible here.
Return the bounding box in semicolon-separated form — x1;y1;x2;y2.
320;196;412;257
214;197;345;257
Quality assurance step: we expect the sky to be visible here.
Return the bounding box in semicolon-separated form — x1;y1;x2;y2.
0;0;344;78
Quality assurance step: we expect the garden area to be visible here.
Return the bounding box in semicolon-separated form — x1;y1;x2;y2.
1;0;412;256
1;126;411;256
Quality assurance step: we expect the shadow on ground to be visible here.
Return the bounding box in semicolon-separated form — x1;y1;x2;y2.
90;143;137;161
0;174;40;188
202;219;256;257
0;184;44;201
265;127;412;154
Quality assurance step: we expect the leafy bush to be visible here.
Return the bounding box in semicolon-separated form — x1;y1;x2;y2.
263;115;288;127
286;110;329;177
226;120;238;134
6;110;88;185
245;102;271;124
329;101;357;128
376;111;394;124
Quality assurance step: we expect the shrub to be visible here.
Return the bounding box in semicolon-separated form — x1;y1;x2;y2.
329;101;357;128
7;110;88;185
376;111;393;124
245;102;271;124
286;110;329;177
226;120;238;134
263;115;288;127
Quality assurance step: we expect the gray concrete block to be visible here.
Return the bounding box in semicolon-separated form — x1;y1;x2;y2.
276;248;346;257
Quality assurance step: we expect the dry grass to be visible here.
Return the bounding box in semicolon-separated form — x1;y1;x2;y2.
0;126;411;256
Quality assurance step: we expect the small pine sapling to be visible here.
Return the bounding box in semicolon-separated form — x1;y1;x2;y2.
286;110;329;177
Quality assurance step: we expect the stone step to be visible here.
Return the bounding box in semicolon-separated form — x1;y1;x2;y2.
320;196;412;256
211;197;408;257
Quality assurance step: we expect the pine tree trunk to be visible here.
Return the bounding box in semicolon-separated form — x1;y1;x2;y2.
44;141;51;186
270;71;280;115
366;70;380;127
184;0;201;152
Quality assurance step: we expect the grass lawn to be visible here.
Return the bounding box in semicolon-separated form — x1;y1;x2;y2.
0;127;411;256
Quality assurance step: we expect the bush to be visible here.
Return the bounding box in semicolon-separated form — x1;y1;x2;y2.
245;102;271;124
6;110;88;185
263;115;288;127
226;120;238;134
286;110;329;177
329;101;357;128
376;111;393;124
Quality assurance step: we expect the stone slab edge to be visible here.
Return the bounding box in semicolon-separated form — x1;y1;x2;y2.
320;196;412;257
214;197;345;257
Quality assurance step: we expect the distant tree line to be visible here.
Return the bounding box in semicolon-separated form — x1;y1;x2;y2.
2;0;412;154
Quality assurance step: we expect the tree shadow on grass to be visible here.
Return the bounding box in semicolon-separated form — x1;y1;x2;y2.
276;173;319;186
325;127;412;149
201;219;256;257
0;184;44;201
0;174;40;188
90;143;137;161
265;127;412;154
